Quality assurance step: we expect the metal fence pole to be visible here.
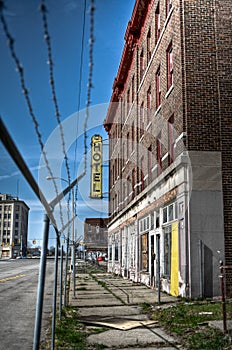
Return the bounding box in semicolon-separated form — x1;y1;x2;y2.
199;239;203;298
59;244;63;320
51;235;59;350
71;188;76;299
73;243;76;297
219;260;227;334
64;237;69;307
33;214;50;350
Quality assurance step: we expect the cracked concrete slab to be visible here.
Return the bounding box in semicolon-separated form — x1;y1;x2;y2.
80;317;158;330
87;327;180;348
77;305;143;318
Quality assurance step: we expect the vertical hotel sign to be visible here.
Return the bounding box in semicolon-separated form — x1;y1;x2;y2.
90;135;102;198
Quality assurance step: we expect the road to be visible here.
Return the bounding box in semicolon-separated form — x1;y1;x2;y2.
0;258;55;350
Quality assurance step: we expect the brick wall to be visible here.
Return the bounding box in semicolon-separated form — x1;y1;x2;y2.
215;0;232;294
182;0;221;151
105;0;232;293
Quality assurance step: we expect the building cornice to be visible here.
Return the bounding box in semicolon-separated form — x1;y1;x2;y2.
104;0;152;132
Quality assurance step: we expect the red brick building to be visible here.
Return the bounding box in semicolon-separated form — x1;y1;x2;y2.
104;0;231;297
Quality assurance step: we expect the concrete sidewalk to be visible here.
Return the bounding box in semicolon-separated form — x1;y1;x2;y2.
68;261;184;349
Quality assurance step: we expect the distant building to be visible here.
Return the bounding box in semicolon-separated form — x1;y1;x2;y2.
0;194;30;258
84;218;108;253
104;0;231;297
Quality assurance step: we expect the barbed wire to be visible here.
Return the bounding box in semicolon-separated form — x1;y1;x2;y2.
73;0;87;216
84;0;95;173
39;0;72;234
0;1;65;231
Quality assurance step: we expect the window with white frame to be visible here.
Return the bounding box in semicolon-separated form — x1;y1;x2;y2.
139;215;151;233
163;202;177;224
164;225;172;277
141;232;148;271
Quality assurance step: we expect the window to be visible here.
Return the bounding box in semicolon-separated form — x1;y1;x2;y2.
164;225;172;276
140;156;145;191
147;86;152;123
167;42;173;90
148;145;152;181
127;132;130;159
109;245;112;260
112;163;115;184
123;183;127;204
163;203;177;223
168;115;174;164
156;66;161;109
155;2;161;43
131;75;135;103
140;50;145;81
132;168;136;199
163;207;168;223
127;88;130;114
140;102;145;138
147;28;151;63
139;215;151;233
155;210;160;228
157;133;162;175
141;233;148;271
131;121;135;144
166;0;172;16
115;242;119;261
127;175;131;200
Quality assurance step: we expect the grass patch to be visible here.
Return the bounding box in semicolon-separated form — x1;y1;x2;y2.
152;301;232;349
41;307;109;350
55;308;87;350
140;302;153;313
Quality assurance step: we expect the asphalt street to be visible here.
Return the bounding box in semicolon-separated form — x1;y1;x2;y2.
0;259;54;350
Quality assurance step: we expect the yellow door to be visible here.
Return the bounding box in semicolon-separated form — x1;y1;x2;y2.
170;221;179;296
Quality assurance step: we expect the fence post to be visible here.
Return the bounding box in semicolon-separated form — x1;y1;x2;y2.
33;214;50;350
219;260;227;334
64;237;69;307
51;235;59;350
59;244;63;320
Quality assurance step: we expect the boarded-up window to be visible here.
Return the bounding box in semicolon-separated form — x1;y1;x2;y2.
141;233;148;270
164;225;172;276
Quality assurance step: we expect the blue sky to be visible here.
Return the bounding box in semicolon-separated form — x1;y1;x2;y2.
0;0;134;247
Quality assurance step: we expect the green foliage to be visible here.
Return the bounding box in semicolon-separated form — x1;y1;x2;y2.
152;301;232;349
55;309;86;350
140;302;152;313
